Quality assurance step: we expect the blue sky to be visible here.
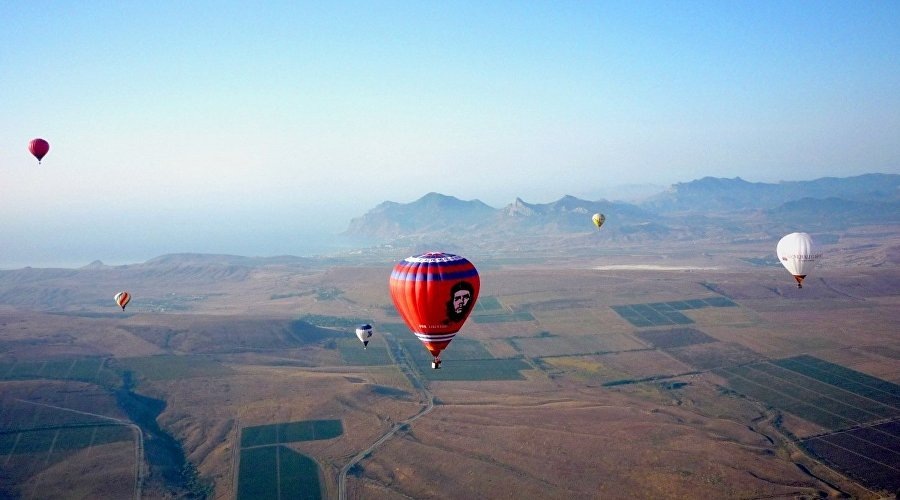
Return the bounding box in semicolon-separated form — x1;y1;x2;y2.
2;1;899;267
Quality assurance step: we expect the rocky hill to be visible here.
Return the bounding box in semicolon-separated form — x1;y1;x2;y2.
643;173;899;212
0;253;318;310
342;174;900;247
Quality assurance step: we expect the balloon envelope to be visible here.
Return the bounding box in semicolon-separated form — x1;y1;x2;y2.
776;232;820;288
388;252;480;364
355;324;373;347
592;213;606;230
114;291;131;310
29;138;50;163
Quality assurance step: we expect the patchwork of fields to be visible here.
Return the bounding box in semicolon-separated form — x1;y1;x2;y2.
716;355;900;492
0;424;132;456
0;391;138;499
2;264;896;500
612;297;738;327
238;446;320;500
0;357;120;387
237;419;343;500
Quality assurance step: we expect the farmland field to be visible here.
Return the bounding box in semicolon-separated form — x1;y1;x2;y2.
665;341;764;370
635;328;717;349
800;420;900;493
612;297;738;327
423;358;531;381
384;329;532;380
473;296;504;313
511;333;644;357
237;446;278;499
0;249;897;499
0;357;120;387
717;356;900;432
0;383;139;499
389;331;496;362
716;355;900;493
337;337;393;365
772;355;900;405
472;311;536;323
241;420;344;447
0;425;131;455
237;418;333;500
115;355;234;381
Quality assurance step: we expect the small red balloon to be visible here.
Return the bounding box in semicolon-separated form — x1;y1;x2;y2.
29;138;50;163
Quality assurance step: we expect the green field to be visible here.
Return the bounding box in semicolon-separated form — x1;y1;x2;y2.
473;296;504;313
395;336;528;380
473;311;536;323
393;335;494;363
664;342;763;370
116;355;234;381
0;399;116;433
0;425;132;455
238;421;328;500
238;446;278;498
337;338;393;366
612;296;738;327
751;363;896;419
240;420;343;448
719;369;856;429
0;357;120;387
298;314;369;329
237;446;322;500
635;328;717;349
772;355;900;405
512;334;643;357
382;324;531;380
716;355;900;431
800;420;900;493
422;358;531;381
612;304;693;327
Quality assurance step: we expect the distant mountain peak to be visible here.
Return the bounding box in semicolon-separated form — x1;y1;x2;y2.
421;191;451;200
503;197;536;216
646;173;899;212
343;192;496;239
550;195;592;213
342;174;898;247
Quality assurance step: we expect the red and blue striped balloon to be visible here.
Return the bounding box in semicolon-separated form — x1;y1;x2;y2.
389;252;480;366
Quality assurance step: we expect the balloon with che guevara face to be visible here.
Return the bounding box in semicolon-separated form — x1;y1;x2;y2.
388;252;480;369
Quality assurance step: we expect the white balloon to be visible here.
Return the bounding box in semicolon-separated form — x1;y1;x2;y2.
776;232;821;288
355;324;373;348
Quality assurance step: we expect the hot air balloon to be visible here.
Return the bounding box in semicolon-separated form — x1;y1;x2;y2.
592;213;606;230
356;324;373;348
114;291;131;310
29;138;50;164
389;252;480;369
776;232;821;288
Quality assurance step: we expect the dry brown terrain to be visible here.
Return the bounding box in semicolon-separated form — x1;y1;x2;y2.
1;228;898;499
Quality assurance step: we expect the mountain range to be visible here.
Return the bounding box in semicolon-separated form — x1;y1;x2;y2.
343;174;900;246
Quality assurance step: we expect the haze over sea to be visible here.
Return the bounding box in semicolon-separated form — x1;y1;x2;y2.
2;2;898;268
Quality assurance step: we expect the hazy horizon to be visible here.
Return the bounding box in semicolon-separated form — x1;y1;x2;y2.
0;180;667;269
3;2;898;268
